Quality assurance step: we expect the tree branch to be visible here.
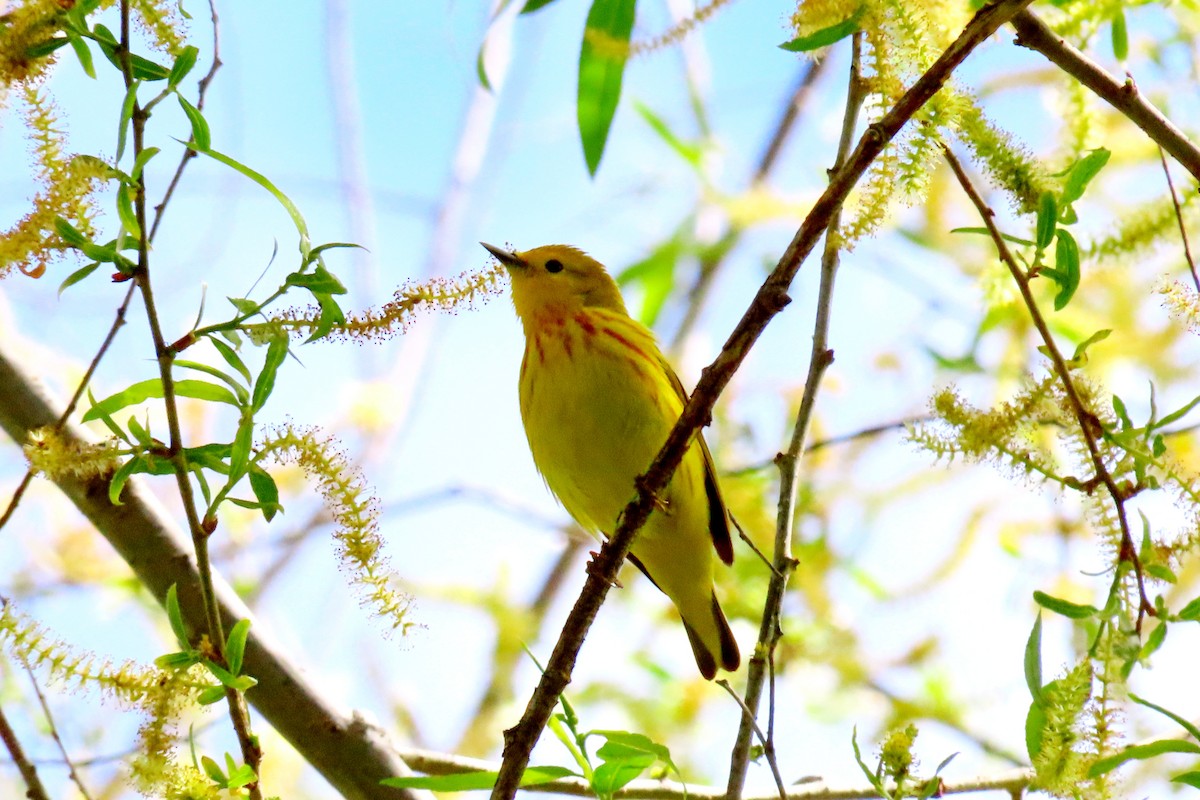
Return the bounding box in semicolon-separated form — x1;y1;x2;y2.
1009;9;1200;183
488;2;1036;797
0;343;427;800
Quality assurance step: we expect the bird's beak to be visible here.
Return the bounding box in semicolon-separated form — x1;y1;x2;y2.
481;242;525;269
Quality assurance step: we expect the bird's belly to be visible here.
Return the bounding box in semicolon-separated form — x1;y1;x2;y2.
520;333;683;535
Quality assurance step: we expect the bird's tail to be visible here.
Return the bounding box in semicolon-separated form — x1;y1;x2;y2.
681;593;740;680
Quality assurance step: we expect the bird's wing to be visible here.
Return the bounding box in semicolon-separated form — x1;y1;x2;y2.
659;356;735;565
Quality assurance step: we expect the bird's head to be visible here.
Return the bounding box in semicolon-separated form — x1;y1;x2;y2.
482;243;628;321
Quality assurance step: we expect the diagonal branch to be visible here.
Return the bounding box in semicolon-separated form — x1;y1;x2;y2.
0;343;426;800
1009;9;1200;182
488;2;1037;798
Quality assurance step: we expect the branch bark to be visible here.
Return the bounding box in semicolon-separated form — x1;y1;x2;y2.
1009;9;1200;183
488;2;1036;797
0;342;426;800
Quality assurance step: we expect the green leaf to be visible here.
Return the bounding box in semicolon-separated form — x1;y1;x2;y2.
1088;739;1200;777
1130;692;1200;742
131;145;161;181
126;415;151;446
592;756;654;797
577;0;636;176
1071;328;1110;363
1173;772;1200;789
1033;590;1098;619
382;766;576;791
779;6;865;52
284;264;346;295
247;466;281;522
1060;149;1110;206
949;227;1036;247
228;296;260;316
634;102;702;169
1139;621;1168;660
522;0;561;11
475;41;492;92
1178;595;1200;622
1024;612;1043;703
1112;394;1132;430
173;379;241;407
191;145;310;255
200;754;225;783
82;377;239;422
116;183;142;239
154;651;199;670
1111;8;1128;62
168;45;199;87
69;34;96;78
1051;228;1080;310
166;583;190;648
175;360;249;400
307;293;346;342
54;217;88;248
24;37;72;59
116;79;139;162
252;333;289;413
224;762;258;790
1025;700;1046;761
1151;392;1200;431
197;686;226;706
58;262;101;296
209;337;253;385
617;237;680;327
228;415;254;482
1035;192;1057;250
177;93;211;150
225;619;251;676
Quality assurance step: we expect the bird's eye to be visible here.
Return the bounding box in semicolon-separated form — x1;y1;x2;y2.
545;259;564;274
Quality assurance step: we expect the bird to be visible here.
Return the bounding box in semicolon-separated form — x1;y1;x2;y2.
481;242;740;679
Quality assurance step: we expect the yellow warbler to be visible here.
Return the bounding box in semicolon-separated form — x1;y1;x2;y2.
482;242;740;679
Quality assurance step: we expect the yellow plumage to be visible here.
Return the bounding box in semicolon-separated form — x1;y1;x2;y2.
482;242;740;679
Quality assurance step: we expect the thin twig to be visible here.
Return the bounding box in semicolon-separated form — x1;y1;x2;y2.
489;3;1036;798
20;656;96;800
726;30;866;800
117;0;262;792
1009;9;1200;182
1158;146;1199;292
724;415;932;478
148;0;222;242
941;146;1153;627
670;60;827;354
0;701;51;800
716;680;787;800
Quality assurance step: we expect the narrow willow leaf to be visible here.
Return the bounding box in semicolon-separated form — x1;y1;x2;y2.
1052;228;1080;310
58;262;101;296
247;465;281;522
131;145;161;180
1035;192;1057;250
168;44;199;87
1088;740;1200;777
116;79;140;161
779;6;865;52
69;34;96;78
225;619;251;675
522;0;561;11
1024;612;1043;703
1111;8;1128;62
116;183;142;239
209;336;253;385
177;93;211;150
578;0;636;176
192;145;311;253
251;334;289;413
1033;590;1097;619
382;766;576;791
